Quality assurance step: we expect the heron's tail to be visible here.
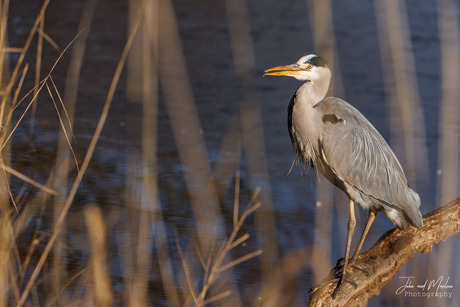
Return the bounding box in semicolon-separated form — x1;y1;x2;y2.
405;189;423;228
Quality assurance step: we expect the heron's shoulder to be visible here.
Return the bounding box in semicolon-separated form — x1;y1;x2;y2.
315;97;357;112
314;97;369;126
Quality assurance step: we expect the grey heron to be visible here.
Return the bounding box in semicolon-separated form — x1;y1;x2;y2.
264;54;423;295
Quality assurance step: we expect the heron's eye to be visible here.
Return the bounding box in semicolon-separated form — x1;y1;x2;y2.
307;64;313;69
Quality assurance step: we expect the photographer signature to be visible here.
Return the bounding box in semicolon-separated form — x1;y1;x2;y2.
396;276;453;295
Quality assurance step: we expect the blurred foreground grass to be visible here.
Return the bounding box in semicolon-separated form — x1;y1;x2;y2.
0;1;267;306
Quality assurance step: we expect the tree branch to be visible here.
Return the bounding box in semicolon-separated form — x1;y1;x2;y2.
308;197;460;307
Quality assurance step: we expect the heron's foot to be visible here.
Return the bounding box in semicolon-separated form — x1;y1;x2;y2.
336;257;369;276
309;258;369;296
331;274;357;298
309;262;358;294
308;274;357;294
330;258;370;298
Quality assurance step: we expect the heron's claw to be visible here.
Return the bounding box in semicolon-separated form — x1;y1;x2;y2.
309;264;359;295
331;257;372;298
332;276;357;298
335;259;369;277
310;259;368;298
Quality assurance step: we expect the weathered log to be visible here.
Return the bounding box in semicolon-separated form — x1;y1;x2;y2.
308;197;460;307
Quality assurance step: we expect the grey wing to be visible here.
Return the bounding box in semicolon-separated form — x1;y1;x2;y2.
315;98;422;228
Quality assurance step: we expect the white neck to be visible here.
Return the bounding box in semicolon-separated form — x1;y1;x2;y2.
296;76;331;107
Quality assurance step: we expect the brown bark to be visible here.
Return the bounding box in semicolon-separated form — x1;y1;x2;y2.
308;197;460;307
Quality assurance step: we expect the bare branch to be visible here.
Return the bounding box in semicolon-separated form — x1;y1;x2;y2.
309;197;460;307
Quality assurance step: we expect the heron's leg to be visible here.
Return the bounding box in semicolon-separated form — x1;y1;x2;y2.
333;199;356;297
351;207;377;263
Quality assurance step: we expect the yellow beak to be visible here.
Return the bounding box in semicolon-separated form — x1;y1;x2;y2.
264;64;308;77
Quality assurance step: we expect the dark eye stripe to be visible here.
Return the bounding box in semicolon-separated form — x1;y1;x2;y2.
305;56;327;67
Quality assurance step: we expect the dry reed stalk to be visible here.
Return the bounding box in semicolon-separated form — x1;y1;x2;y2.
225;0;278;284
13;174;54;238
435;2;460;306
374;3;432;304
213;114;242;201
156;1;246;304
51;0;97;303
10;64;28;111
0;2;14;305
131;1;156;306
374;0;429;184
0;163;56;195
28;9;44;135
120;0;157;305
436;0;460;215
84;205;113;307
0;214;15;307
0;0;12;213
306;0;346;285
48;76;79;168
253;248;311;307
0;0;9;92
158;0;223;255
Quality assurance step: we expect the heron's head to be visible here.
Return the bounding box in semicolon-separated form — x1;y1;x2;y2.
264;54;330;82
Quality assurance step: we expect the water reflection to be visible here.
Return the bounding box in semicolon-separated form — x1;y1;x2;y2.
5;0;459;306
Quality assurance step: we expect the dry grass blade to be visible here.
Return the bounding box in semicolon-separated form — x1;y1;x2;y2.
233;169;240;228
10;64;28;110
45;267;89;307
0;214;16;306
1;79;45;151
12;173;54;238
0;163;57;195
50;76;77;143
28;10;44;135
229;233;250;250
0;47;23;53
250;186;261;203
0;59;27;135
228;201;261;245
0;0;11;92
46;77;80;172
175;234;198;304
1;80;41;128
1;31;82;152
37;27;61;52
0;152;17;212
218;249;263;274
18;236;42;288
203;290;232;305
196;238;216;277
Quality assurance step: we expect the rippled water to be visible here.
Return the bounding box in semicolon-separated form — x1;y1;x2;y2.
7;0;459;306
